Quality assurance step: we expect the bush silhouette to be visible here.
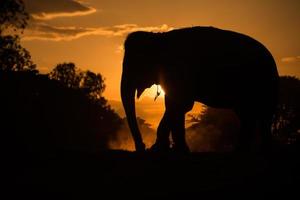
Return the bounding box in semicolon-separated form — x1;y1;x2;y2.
0;70;121;156
273;76;300;144
0;0;122;156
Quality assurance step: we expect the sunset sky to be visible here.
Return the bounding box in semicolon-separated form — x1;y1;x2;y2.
20;0;300;126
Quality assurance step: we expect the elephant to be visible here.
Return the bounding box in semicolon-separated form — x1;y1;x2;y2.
121;26;279;153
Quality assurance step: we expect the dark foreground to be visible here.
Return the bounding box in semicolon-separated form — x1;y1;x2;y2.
5;149;300;199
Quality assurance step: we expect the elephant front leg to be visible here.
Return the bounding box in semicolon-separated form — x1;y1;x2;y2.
149;96;193;153
170;111;190;153
149;112;172;153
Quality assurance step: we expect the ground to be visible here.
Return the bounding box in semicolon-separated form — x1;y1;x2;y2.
5;149;300;199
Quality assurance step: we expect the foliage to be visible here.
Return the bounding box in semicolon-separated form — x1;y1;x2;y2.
186;107;239;152
0;35;36;71
49;63;82;88
49;62;106;101
0;0;36;72
81;70;106;100
0;70;122;155
0;1;121;155
273;76;300;144
0;0;29;34
0;0;118;151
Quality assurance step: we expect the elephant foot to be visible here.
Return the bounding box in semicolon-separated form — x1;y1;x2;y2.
135;142;146;153
172;143;191;154
148;142;171;153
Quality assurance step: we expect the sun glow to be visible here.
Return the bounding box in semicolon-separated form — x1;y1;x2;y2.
142;84;165;99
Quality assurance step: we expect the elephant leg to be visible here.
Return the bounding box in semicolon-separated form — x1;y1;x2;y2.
259;119;273;151
149;95;174;152
149;111;172;152
234;108;257;152
169;100;194;153
150;96;193;153
170;111;190;153
257;110;274;152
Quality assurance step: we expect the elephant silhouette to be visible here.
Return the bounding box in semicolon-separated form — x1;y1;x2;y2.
121;26;279;153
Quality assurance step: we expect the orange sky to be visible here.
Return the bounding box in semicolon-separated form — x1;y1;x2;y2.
21;0;300;126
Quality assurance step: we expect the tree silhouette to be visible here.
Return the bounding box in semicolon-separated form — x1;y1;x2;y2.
49;63;107;101
0;70;122;156
0;35;36;71
0;0;121;154
273;76;300;144
81;70;105;100
0;0;36;72
49;62;82;88
0;0;29;34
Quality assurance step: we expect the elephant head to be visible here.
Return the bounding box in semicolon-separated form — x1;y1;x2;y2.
121;31;162;152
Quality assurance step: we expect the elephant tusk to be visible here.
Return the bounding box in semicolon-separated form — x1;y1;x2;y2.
154;85;161;101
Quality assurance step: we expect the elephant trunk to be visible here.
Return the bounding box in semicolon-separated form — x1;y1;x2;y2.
121;74;145;152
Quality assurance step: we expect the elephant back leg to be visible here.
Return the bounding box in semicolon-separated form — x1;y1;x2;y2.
257;104;276;152
234;108;257;152
170;111;188;152
258;117;273;151
149;111;172;152
260;85;278;151
168;99;194;153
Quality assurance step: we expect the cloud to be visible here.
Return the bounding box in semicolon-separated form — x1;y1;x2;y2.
22;1;172;41
23;23;173;41
24;0;96;20
281;56;300;63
